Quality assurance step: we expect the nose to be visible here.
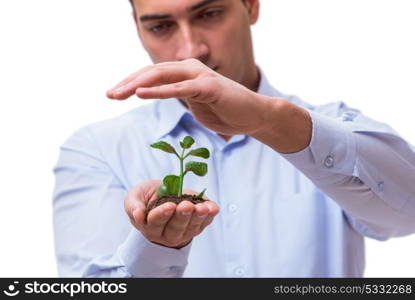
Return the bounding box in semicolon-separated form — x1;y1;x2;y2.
175;25;209;63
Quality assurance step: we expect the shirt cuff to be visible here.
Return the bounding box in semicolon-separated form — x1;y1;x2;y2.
280;109;357;186
119;228;192;277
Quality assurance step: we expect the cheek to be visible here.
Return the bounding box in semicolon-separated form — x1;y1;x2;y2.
220;16;249;53
209;20;250;68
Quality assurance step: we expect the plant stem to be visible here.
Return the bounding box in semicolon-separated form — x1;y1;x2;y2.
178;148;186;197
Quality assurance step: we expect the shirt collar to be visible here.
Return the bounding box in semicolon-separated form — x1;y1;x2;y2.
154;67;276;140
154;97;190;140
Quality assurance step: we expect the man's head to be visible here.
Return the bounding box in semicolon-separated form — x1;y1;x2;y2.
129;0;260;90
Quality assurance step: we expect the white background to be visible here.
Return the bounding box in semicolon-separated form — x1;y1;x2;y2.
0;0;414;277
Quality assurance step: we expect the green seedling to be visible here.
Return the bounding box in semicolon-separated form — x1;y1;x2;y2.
150;136;210;199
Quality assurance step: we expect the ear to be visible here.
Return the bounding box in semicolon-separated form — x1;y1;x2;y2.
245;0;260;25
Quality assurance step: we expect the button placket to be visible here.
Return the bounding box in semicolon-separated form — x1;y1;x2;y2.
228;203;238;213
218;148;246;277
234;267;245;277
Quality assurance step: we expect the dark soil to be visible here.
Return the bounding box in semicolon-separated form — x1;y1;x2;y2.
145;194;207;215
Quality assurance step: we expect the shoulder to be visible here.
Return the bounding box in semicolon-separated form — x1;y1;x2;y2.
58;102;162;185
84;102;158;143
312;100;361;119
268;82;359;119
281;91;361;119
89;102;157;137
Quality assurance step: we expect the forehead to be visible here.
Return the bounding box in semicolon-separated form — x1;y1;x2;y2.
133;0;226;15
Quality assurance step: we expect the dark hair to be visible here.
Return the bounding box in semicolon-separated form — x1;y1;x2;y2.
128;0;247;8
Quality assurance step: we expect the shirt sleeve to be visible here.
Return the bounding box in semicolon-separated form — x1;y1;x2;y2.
52;126;191;277
280;102;415;240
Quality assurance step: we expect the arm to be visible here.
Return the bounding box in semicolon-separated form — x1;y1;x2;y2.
106;59;415;240
52;127;192;277
252;99;415;240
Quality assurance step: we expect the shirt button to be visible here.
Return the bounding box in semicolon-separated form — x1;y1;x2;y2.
234;267;245;276
377;181;385;192
324;155;334;168
228;204;238;213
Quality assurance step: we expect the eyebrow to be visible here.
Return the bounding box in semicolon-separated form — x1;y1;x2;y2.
139;0;223;22
140;14;172;22
189;0;222;12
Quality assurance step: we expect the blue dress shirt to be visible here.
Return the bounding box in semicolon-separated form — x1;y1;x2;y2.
52;70;415;277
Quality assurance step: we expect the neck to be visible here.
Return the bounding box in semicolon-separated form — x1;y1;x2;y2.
248;66;261;92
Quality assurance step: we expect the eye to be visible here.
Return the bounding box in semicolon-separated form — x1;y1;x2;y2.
200;9;223;19
148;22;174;35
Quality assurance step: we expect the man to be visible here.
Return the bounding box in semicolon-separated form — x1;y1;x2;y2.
52;0;415;277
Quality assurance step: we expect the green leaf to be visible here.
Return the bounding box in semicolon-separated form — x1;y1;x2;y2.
185;161;208;176
150;141;177;155
196;188;207;199
156;175;181;197
180;136;195;149
163;175;181;195
156;184;169;198
188;147;210;159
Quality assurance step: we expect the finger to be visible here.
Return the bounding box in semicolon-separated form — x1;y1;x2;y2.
130;202;147;229
110;63;201;100
200;201;220;230
124;191;147;227
112;70;141;89
181;203;209;241
107;73;139;99
125;180;164;230
136;79;213;103
135;180;162;207
124;180;160;215
106;66;153;99
163;200;195;244
133;64;199;88
146;202;177;237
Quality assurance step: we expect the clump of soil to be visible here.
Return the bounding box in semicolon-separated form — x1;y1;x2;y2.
146;194;207;215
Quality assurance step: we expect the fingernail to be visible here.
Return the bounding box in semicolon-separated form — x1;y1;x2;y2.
164;210;174;216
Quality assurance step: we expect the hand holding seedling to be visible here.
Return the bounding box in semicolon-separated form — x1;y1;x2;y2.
124;136;218;249
124;180;219;249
